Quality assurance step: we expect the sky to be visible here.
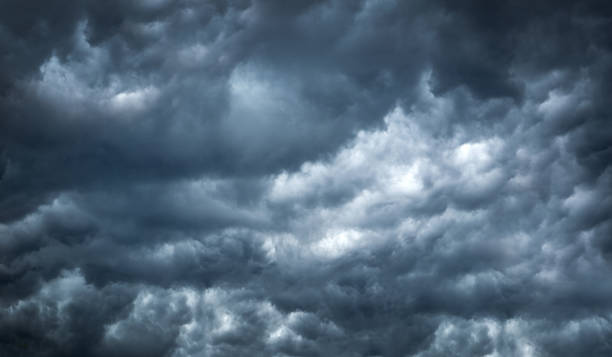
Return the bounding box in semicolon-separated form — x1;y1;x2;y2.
1;1;611;356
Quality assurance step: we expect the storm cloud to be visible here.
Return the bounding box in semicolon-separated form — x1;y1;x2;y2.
1;0;612;356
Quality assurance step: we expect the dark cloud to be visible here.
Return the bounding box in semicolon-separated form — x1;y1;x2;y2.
1;0;612;356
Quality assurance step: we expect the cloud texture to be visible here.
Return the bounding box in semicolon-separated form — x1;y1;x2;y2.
1;0;612;356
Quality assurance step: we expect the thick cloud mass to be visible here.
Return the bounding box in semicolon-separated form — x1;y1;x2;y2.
1;1;612;356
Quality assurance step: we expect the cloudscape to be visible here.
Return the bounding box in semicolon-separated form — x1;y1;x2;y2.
1;1;612;356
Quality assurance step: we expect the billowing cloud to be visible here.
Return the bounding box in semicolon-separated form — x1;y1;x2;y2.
1;1;611;356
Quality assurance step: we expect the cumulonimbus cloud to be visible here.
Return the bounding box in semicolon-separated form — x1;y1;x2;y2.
1;1;611;356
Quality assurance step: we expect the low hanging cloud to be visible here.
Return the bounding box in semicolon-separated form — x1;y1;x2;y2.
1;1;612;356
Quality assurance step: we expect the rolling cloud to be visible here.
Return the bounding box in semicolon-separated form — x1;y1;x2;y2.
1;1;611;356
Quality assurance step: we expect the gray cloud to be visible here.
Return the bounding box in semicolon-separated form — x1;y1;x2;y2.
1;0;612;356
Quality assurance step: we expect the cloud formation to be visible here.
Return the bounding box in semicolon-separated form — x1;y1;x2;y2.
1;0;612;356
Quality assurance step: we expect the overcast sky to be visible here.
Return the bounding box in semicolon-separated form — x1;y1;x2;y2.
1;1;612;356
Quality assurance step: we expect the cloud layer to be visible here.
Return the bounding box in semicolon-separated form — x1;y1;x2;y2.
1;1;612;356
